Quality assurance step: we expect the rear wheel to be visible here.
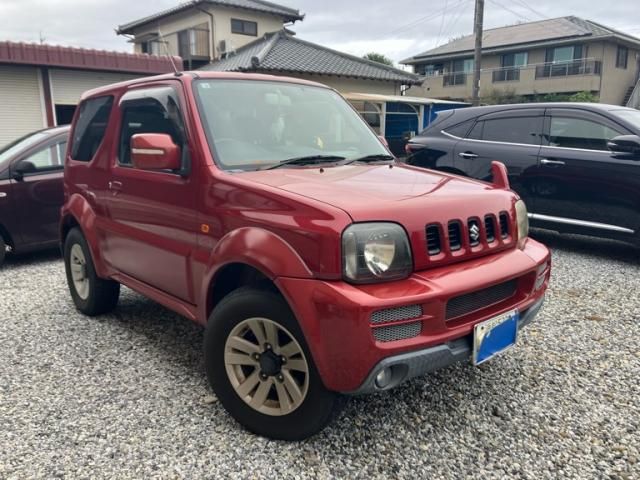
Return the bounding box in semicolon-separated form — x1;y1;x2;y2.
204;287;343;440
64;227;120;316
0;236;5;266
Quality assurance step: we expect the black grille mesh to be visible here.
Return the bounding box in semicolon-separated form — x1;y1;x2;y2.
446;279;518;320
373;321;422;342
371;305;422;324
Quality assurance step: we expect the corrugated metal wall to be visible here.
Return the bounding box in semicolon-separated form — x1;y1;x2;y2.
0;65;45;148
49;69;141;105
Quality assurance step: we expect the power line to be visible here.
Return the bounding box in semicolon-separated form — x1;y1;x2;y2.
435;0;449;47
487;0;532;23
381;0;469;37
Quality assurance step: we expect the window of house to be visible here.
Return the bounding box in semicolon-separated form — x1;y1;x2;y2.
549;116;623;151
502;52;528;67
547;45;583;63
616;45;628;69
70;96;113;161
118;87;186;167
141;40;163;55
231;18;258;36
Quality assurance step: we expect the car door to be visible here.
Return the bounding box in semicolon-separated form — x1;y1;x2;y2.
102;84;198;303
452;109;544;208
9;138;66;248
533;108;640;235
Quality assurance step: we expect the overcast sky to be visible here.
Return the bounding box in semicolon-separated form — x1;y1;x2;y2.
1;0;638;64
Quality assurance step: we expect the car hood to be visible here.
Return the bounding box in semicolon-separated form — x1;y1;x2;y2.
239;164;514;222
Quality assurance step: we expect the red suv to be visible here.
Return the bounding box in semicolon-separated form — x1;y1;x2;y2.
61;72;551;440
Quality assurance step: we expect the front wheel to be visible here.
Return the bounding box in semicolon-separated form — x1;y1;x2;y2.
64;227;120;316
204;287;343;440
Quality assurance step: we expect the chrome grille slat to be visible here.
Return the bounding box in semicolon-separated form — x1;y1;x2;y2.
446;279;518;320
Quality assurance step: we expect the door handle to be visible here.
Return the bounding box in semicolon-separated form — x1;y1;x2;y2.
540;159;566;166
108;181;123;192
0;192;6;198
458;152;478;159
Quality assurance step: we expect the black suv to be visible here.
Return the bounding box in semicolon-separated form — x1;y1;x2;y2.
405;103;640;245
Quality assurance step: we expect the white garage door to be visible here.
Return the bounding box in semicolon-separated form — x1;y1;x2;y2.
0;66;45;148
50;69;141;105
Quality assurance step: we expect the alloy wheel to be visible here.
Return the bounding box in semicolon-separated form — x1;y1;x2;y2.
69;244;90;300
224;317;310;416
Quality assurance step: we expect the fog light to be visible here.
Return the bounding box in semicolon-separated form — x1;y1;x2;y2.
375;367;393;389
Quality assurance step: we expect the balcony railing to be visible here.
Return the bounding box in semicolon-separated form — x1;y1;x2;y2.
443;72;467;87
535;59;601;79
492;68;521;82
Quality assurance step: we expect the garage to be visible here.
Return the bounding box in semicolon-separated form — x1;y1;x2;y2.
0;41;181;148
0;65;46;147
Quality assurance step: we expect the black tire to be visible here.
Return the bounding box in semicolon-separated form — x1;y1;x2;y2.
0;236;5;267
64;227;120;316
204;287;344;440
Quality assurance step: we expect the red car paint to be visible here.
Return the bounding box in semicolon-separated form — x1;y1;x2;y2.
61;72;550;392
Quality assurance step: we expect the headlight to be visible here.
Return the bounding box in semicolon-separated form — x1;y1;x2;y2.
515;199;529;249
342;223;413;284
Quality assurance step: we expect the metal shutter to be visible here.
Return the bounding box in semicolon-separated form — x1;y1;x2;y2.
49;69;141;105
0;66;45;148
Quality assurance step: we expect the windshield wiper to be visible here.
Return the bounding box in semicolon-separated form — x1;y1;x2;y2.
344;154;395;165
263;155;346;170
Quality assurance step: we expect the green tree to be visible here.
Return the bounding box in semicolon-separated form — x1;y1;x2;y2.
363;52;394;67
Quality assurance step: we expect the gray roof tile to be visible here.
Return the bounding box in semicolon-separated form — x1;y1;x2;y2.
402;16;640;64
117;0;303;34
202;31;422;84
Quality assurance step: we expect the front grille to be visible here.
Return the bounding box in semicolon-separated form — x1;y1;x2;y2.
485;216;496;243
446;279;518;320
448;221;462;251
426;224;441;255
499;212;510;238
371;305;422;324
373;321;422;342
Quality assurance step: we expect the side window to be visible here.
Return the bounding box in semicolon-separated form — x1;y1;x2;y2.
70;96;113;161
118;87;186;167
16;140;67;174
443;120;474;138
549;117;623;151
467;121;484;140
480;116;542;145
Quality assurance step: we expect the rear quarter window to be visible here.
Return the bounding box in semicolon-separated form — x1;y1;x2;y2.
443;119;474;138
70;96;114;161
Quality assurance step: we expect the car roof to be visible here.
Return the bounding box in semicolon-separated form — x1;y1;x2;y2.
81;71;331;101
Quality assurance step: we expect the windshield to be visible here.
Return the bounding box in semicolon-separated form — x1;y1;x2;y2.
613;109;640;130
194;80;389;171
0;131;49;167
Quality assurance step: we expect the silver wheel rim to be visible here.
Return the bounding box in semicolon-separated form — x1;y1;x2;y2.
70;244;90;300
224;317;310;416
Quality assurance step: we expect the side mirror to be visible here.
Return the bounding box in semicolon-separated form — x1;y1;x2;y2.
131;134;181;171
12;160;37;181
607;135;640;155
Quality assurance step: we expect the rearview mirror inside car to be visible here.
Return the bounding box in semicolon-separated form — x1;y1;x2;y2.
130;134;181;171
607;135;640;156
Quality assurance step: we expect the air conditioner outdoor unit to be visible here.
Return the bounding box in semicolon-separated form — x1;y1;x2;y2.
219;39;236;58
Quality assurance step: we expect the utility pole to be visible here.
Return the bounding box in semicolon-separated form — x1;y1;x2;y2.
471;0;484;106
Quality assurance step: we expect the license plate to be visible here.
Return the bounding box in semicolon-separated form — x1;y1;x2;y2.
472;310;519;366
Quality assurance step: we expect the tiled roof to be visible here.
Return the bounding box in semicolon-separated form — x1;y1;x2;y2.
201;31;422;84
0;41;182;74
117;0;303;34
402;16;640;64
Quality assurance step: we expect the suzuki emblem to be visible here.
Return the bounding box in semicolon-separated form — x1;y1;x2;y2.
469;223;480;242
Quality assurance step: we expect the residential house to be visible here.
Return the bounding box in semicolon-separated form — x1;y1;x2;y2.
401;16;640;106
116;1;421;95
116;0;305;69
201;30;422;95
0;41;180;147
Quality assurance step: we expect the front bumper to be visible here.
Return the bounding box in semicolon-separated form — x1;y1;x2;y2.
346;295;545;395
276;238;550;393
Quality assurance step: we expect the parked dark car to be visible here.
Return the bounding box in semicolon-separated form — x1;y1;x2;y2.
404;103;640;246
0;126;69;265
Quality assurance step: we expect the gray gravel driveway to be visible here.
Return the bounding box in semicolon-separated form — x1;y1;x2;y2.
1;231;639;479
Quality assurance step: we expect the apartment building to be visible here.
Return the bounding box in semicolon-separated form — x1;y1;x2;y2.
402;17;640;106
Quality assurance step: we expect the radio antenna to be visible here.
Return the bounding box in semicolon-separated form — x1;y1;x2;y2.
157;27;182;76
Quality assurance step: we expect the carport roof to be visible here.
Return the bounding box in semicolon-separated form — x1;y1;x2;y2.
0;41;182;74
200;31;423;85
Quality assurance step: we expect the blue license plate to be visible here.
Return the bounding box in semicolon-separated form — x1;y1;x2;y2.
472;310;519;366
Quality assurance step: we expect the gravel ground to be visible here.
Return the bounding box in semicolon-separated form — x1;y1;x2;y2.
1;231;639;479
